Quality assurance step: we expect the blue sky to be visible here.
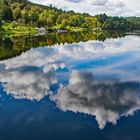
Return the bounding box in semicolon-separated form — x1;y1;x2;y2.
29;0;140;16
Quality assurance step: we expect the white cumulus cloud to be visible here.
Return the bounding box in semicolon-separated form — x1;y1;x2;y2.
29;0;140;16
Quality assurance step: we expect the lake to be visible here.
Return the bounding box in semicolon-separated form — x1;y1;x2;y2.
0;31;140;140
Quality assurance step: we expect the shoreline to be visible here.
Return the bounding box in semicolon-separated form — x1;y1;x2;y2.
1;22;135;38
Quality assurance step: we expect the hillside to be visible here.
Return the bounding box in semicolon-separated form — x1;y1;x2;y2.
125;17;140;30
0;0;140;36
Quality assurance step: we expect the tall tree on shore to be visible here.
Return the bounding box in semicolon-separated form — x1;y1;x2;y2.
1;6;14;21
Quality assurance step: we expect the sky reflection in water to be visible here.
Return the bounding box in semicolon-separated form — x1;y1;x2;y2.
0;35;140;132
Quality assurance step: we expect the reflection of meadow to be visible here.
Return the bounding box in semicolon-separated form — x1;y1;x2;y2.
0;31;125;60
0;35;140;129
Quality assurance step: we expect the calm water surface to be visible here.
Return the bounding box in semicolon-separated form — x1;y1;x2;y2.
0;32;140;140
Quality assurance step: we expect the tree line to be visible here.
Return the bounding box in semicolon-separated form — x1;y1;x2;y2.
0;0;140;31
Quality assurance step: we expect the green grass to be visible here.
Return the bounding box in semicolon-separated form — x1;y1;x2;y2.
52;25;87;32
68;27;87;32
0;22;99;38
1;22;37;37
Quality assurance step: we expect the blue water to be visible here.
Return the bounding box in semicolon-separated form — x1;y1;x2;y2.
0;35;140;140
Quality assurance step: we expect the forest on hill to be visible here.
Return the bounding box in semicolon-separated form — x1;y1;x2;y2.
0;0;140;36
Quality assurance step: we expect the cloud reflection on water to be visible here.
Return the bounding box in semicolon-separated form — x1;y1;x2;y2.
51;71;140;129
0;35;140;128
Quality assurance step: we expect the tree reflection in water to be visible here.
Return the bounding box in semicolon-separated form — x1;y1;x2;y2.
0;31;125;60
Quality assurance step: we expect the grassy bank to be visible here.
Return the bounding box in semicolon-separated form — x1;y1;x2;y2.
1;21;104;38
1;22;90;37
1;22;37;37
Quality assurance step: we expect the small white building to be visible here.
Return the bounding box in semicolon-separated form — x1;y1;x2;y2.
38;27;46;35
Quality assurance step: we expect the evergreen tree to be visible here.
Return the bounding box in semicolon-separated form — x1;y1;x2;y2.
1;6;14;21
